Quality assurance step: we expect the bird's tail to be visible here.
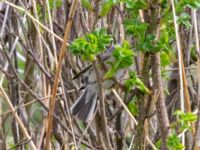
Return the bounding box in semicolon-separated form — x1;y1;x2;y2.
70;83;98;122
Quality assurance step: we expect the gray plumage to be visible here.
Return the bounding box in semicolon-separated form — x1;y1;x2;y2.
70;46;125;122
70;83;98;122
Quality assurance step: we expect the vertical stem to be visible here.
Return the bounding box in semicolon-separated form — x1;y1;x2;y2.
170;0;184;113
45;1;79;149
151;53;170;149
192;9;200;149
45;0;58;63
93;60;113;150
170;0;188;145
133;53;150;150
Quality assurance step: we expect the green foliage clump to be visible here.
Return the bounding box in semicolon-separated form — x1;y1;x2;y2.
125;18;149;42
99;0;147;17
69;28;113;61
81;0;94;11
167;133;184;150
104;41;134;78
176;0;200;12
177;12;192;29
49;0;62;10
166;110;197;149
125;72;151;94
127;96;138;116
173;110;197;131
70;30;134;79
99;0;115;16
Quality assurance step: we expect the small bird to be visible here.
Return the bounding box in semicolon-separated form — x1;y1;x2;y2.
70;46;125;122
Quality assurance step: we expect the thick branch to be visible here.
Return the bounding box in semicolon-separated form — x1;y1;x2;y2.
151;53;170;149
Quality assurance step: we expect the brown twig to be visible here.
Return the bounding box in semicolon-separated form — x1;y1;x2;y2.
45;0;79;149
111;89;157;150
2;50;78;142
0;93;62;117
2;0;66;44
0;86;37;150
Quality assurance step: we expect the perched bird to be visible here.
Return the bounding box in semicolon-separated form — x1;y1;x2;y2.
70;46;125;122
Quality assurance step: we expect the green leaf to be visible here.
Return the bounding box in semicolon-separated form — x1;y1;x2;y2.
180;112;197;122
93;28;113;50
125;72;136;91
177;12;192;29
167;133;184;150
127;97;138;116
174;110;182;116
56;0;62;8
112;46;133;68
174;110;197;123
173;110;197;131
69;28;113;62
176;0;200;11
104;68;116;79
137;34;156;52
155;140;162;149
123;0;147;10
100;1;114;17
124;18;149;41
124;19;161;52
104;41;133;78
160;51;170;67
125;72;151;94
49;0;54;10
186;0;200;9
112;0;120;4
82;0;94;11
135;78;151;94
49;0;62;10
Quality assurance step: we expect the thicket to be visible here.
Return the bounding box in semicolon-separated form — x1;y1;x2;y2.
0;0;200;149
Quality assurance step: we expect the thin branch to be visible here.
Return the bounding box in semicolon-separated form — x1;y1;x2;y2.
0;86;37;150
170;0;185;144
2;0;66;44
0;14;26;85
45;0;57;63
45;0;79;149
111;89;158;150
0;93;62;117
0;4;9;36
192;9;200;149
